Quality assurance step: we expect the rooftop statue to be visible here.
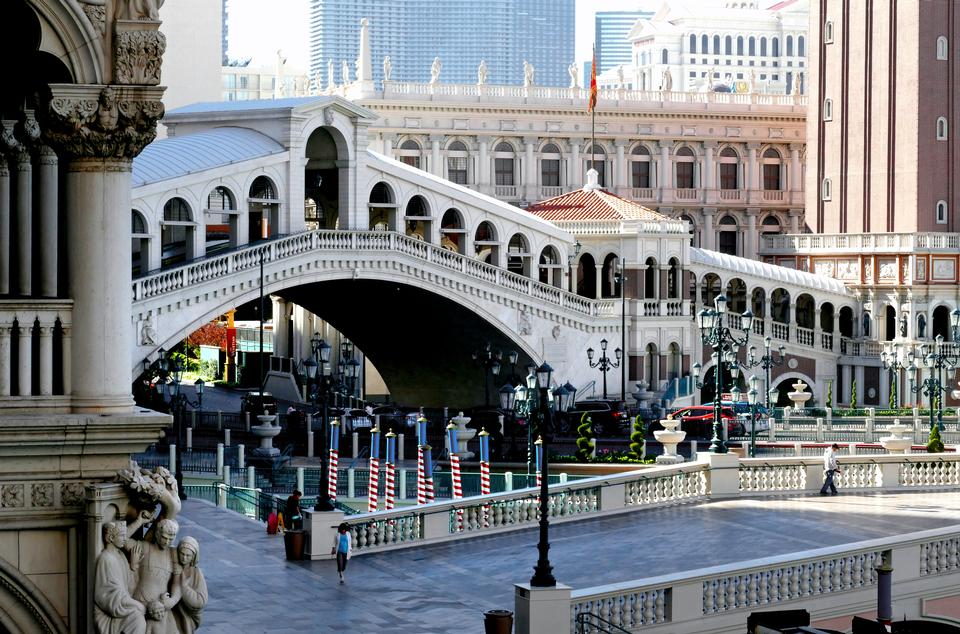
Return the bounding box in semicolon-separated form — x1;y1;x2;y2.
477;60;488;86
430;57;442;84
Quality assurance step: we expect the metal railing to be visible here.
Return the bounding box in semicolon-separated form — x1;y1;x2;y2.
575;612;632;634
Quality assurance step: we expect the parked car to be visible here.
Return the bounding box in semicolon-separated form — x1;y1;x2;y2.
664;405;742;438
561;399;631;437
240;391;277;416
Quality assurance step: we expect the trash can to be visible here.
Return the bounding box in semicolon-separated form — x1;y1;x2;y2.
483;609;513;634
283;529;306;560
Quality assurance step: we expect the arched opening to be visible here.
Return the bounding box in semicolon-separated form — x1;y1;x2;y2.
540;143;562;190
507;233;531;277
304;126;344;230
771;288;790;323
839;306;854;338
248;176;279;242
538;245;562;287
644;257;658;299
398;139;422;169
494;142;517;194
795;294;815;329
474;221;499;265
667;343;681;382
446;140;469;184
681;214;698;247
440;208;466;253
689;34;697;54
884;305;897;341
205;186;237;254
751;288;766;323
675;146;695;189
718;214;738;255
668;258;680;299
820;302;835;332
630;145;651;189
368;182;397;231
586;144;606;186
762;148;782;190
576;253;597;298
161;197;195;267
933;305;950;340
644;343;659;388
719;147;739;190
701;273;721;308
760;214;782;240
132;210;151;277
725;278;747;314
404;195;432;242
601;253;620;298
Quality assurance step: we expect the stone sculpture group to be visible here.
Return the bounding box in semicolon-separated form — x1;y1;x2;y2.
94;462;208;634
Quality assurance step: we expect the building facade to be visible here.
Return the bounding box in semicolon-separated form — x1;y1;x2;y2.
222;60;311;101
308;0;574;88
596;10;654;74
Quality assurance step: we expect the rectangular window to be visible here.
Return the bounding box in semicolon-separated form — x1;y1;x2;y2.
763;164;781;190
631;162;650;188
675;162;694;188
541;159;560;186
720;163;738;189
494;158;514;186
447;157;467;184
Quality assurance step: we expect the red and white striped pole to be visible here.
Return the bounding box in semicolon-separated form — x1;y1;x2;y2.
385;431;396;511
367;426;381;513
422;445;435;503
417;416;427;505
328;419;340;502
447;423;464;531
479;428;491;528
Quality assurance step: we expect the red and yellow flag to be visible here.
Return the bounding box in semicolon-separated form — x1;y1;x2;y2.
588;50;598;112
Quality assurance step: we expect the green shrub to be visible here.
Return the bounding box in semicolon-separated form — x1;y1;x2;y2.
825;380;833;409
628;415;647;461
927;424;945;453
888;378;897;411
850;379;858;409
575;412;594;462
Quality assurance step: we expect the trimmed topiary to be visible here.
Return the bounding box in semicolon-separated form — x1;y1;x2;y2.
575;412;594;462
628;415;646;461
850;379;858;409
927;424;945;453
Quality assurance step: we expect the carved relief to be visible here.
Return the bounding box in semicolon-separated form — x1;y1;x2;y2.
114;29;167;85
917;258;927;281
61;482;86;507
813;260;835;278
140;314;157;346
322;108;334;126
878;259;897;281
78;0;107;33
116;0;165;21
902;259;911;284
1;484;24;508
31;483;54;507
932;258;956;281
518;308;532;336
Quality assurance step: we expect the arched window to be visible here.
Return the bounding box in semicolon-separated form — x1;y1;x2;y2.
786;35;794;57
587;144;606;186
507;233;530;277
937;116;948;140
725;35;732;55
823;98;834;121
404;195;430;241
474;221;499;264
446;140;468;184
719;147;739;190
937;36;949;60
718;215;738;255
674;146;695;189
440;208;465;253
680;214;698;247
937;200;948;224
689;34;697;54
748;36;756;56
161;197;193;266
824;21;834;44
737;36;744;56
821;178;832;201
631;145;651;188
762;148;782;190
494;142;515;188
761;214;782;236
539;246;562;286
132;210;147;234
541;143;561;188
661;48;669;64
798;35;806;56
398;139;422;169
713;35;721;54
772;37;779;57
206;186;236;255
368;182;396;231
760;37;767;56
701;34;709;54
132;210;149;277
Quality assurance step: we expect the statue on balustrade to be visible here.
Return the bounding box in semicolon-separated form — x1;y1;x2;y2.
477;60;488;86
862;312;871;338
661;67;672;92
523;60;535;87
341;60;351;85
383;56;392;83
430;57;442;84
568;62;579;88
900;314;908;338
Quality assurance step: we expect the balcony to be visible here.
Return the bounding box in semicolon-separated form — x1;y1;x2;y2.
628;187;655;201
675;188;699;201
495;185;518;199
762;190;785;201
540;186;563;198
718;189;743;201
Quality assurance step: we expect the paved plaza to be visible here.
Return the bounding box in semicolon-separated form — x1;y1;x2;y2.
178;490;960;633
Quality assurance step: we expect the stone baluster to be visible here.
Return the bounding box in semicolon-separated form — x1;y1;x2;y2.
18;318;32;396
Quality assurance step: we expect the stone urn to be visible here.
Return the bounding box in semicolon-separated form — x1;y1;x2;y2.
251;413;281;458
653;418;686;464
450;412;477;460
879;419;913;454
632;381;652;406
787;380;812;412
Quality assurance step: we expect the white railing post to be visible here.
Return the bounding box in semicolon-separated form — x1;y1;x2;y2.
169;444;176;473
217;410;223;431
865;417;875;442
348;468;355;498
296;467;305;494
216;483;226;508
222;465;231;486
847;442;857;456
398;433;405;461
352;432;359;458
600;481;625;512
247;466;256;488
245;412;251;432
704;453;740;498
224;428;231;447
237;444;244;470
185;427;192;450
307;431;314;458
399;468;407;499
816;418;824;443
504;471;513;492
216;443;224;477
768;418;776;441
794;442;803;456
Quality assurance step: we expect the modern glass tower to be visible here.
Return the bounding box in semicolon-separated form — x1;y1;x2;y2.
309;0;574;87
595;11;652;73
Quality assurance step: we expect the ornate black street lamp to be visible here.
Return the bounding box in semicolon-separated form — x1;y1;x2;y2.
906;334;958;433
743;336;785;411
473;342;516;407
881;342;910;410
152;349;204;500
587;338;621;399
693;294;754;453
747;374;760;458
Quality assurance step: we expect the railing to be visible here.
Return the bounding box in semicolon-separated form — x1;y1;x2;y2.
540;186;563;198
762;231;960;254
771;321;789;341
821;332;833;350
839;338;888;357
665;301;683;317
674;188;698;200
718;189;742;200
495;185;518;198
133;230;616;320
575;612;633;634
628;188;654;200
796;326;814;346
761;189;785;201
641;301;659;316
0;299;74;403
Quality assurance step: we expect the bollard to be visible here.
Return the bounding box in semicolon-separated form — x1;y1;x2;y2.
223;465;231;486
186;427;193;450
399;468;407;499
398;433;405;462
217;483;226;508
825;407;833;422
296;467;304;494
237;444;245;470
504;471;513;492
307;431;314;458
216;443;224;477
816;418;824;443
217;410;223;432
224;428;231;447
245;412;251;432
169;444;177;473
690;440;698;457
347;468;356;498
352;432;359;458
559;472;568;484
247;466;256;488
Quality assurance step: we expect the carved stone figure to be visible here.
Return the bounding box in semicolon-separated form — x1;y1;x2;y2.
383;56;392;82
341;60;350;85
617;65;625;89
862;312;871;338
748;69;756;93
313;71;322;94
792;72;802;96
568;62;579;88
518;308;532;336
117;0;165;21
477;60;488;86
94;521;147;634
130;518;181;633
523;60;535;87
918;314;927;339
327;60;335;89
430;57;442;84
77;0;107;33
140;315;157;346
661;68;673;92
173;537;207;634
900;314;908;338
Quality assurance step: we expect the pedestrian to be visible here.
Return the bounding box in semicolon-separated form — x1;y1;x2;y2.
284;490;303;530
331;522;352;584
820;443;842;496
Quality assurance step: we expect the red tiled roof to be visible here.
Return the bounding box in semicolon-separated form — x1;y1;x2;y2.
525;187;670;222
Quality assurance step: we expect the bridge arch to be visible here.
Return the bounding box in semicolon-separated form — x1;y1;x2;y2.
368;180;399;231
304;123;351;231
246;172;283;241
403;194;432;242
160;195;197;267
440;208;466;253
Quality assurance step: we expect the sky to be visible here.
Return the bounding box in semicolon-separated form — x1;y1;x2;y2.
227;0;655;70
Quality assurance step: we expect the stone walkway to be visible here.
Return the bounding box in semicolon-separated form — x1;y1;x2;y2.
178;491;960;633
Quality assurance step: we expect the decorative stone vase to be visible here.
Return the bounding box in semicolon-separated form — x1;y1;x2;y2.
450;412;477;460
787;380;812;412
879;419;912;454
653;418;686;464
633;381;652;405
252;414;281;458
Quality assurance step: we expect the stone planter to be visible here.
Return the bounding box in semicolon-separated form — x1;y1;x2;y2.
653;418;686;464
879;419;912;454
450;412;477;460
252;414;281;458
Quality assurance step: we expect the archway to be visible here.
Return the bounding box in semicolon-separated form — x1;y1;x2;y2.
304;126;345;230
751;288;766;331
701;273;721;308
576;253;597;298
726;278;747;314
644;257;658;299
666;343;681;381
643;343;659;388
718;214;738;255
206;185;237;254
368;182;397;231
474;221;499;265
820;302;835;333
601;253;620;298
839;306;854;338
667;258;680;299
507;233;531;277
248;176;279;241
161;197;194;267
440;208;466;253
539;245;562;287
885;305;897;341
771;288;790;323
404;195;431;242
795;294;815;329
933;305;951;340
132;210;151;277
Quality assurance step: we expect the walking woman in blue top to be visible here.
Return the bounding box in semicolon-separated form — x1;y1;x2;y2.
331;522;352;584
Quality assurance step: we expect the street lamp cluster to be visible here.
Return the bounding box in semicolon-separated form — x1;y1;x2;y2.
473;343;518;407
744;336;786;411
586;338;621;399
303;333;359;512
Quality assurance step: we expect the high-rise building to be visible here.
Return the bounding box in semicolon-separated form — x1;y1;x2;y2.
222;0;229;65
308;0;574;88
595;10;653;73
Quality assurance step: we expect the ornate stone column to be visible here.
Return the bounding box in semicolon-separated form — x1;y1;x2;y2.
703;141;716;203
6;118;34;296
39;325;53;396
523;136;537;200
614;139;627;195
658;141;672;190
746;209;758;260
789;143;802;192
477;136;491;194
702;207;716;251
41;84;165;412
569;139;583;189
429;135;443;178
0;158;8;295
37;145;59;297
746;142;759;199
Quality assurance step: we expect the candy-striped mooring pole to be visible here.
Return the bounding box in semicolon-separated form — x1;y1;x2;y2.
416;416;427;505
328;419;340;501
447;423;463;531
367;426;381;513
422;445;435;503
479;428;491;528
385;431;396;511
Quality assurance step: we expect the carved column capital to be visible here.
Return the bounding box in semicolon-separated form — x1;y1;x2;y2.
38;84;165;161
113;20;166;86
